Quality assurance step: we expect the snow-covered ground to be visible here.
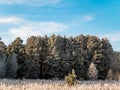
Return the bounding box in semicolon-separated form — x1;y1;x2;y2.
0;79;119;90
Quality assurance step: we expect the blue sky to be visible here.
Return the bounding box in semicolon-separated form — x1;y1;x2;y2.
0;0;120;51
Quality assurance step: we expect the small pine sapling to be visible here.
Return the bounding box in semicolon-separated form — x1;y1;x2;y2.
65;69;77;86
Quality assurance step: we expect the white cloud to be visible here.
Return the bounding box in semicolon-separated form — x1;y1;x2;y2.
103;32;120;42
0;16;68;38
98;32;120;51
0;17;23;24
98;32;120;43
0;16;68;44
0;0;62;6
83;15;94;21
9;21;68;41
10;27;37;38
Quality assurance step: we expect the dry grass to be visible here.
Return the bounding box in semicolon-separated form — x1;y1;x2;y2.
0;79;119;90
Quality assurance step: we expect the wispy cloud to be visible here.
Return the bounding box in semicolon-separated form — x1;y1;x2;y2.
98;32;120;43
103;32;120;42
83;15;94;21
0;0;62;6
98;32;120;51
9;22;68;39
0;16;68;44
0;17;23;24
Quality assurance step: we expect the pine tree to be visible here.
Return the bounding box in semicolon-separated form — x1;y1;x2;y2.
6;37;25;78
0;41;6;78
88;62;98;80
6;53;18;78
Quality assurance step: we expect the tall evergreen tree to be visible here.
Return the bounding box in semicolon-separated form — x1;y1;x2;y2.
6;53;18;78
0;40;6;78
6;37;24;78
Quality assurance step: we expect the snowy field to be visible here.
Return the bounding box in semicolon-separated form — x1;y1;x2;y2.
0;79;119;90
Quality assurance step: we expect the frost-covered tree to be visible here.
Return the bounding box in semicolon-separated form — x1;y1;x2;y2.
6;53;18;78
88;62;98;80
107;52;120;81
23;36;49;79
6;37;25;78
0;52;6;78
6;37;24;54
0;40;6;78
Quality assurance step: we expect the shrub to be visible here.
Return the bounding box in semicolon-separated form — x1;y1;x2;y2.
65;69;77;86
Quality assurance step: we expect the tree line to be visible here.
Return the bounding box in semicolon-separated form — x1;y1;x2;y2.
0;34;119;80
